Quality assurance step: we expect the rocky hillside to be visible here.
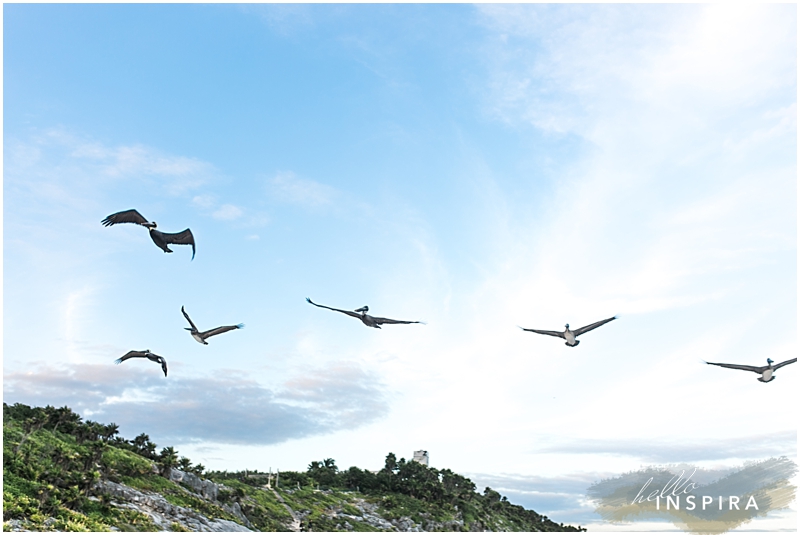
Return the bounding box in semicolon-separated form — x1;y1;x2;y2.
3;403;585;532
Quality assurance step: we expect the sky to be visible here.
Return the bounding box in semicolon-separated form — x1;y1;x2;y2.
2;4;797;531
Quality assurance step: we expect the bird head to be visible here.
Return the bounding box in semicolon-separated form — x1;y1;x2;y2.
184;328;193;331
767;358;774;365
565;323;570;329
355;306;369;314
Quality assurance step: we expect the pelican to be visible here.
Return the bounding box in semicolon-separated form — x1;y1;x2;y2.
102;209;196;260
115;350;168;377
181;306;244;345
519;316;617;347
705;357;796;383
306;298;424;329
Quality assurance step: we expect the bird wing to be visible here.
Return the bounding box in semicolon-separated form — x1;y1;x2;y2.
158;357;168;377
518;327;566;339
705;361;766;374
201;324;244;338
181;306;199;331
102;209;150;227
161;229;196;260
370;316;422;325
306;298;361;318
573;316;617;336
115;350;148;364
773;358;797;370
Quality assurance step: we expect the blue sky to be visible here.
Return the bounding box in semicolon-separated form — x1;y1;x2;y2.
3;4;797;530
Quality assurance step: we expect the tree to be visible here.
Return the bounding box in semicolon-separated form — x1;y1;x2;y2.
383;453;398;473
177;457;193;472
343;466;378;492
159;447;179;477
307;458;341;487
100;423;120;442
132;433;158;459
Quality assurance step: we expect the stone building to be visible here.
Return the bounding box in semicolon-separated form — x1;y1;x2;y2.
412;450;429;466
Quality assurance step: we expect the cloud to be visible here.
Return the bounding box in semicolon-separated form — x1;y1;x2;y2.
6;128;217;201
466;471;601;526
531;432;797;464
212;204;244;221
280;362;389;428
192;195;216;209
239;4;315;36
268;171;337;208
48;128;215;194
457;3;796;322
3;361;388;446
469;455;798;528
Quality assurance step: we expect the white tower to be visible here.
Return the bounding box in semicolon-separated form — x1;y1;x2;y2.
412;450;429;466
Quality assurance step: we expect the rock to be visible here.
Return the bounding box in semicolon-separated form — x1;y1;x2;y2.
169;468;219;501
93;479;253;532
222;500;253;528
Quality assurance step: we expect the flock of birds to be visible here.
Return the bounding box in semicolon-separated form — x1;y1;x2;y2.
102;208;796;383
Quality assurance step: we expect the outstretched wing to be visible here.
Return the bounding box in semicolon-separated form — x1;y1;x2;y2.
306;298;361;318
102;209;150;227
705;361;766;374
181;306;199;331
162;229;196;260
158;357;168;377
519;326;566;339
201;324;245;339
773;358;797;370
371;316;423;325
573;316;617;336
115;350;148;364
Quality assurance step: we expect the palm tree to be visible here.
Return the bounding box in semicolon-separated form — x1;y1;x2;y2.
159;447;179;477
133;433;157;459
177;456;193;472
101;423;120;442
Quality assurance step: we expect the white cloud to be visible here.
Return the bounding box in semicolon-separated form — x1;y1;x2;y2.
192;194;216;209
212;204;244;221
7;127;217;198
3;361;388;446
240;4;315;36
268;171;337;207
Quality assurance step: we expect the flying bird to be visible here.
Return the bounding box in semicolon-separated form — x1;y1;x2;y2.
519;316;617;347
102;209;196;260
115;350;168;377
306;298;424;329
705;357;796;383
181;306;244;345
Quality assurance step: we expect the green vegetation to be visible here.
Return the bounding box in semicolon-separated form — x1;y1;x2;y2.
4;402;586;531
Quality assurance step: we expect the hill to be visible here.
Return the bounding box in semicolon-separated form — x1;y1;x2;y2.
3;402;586;532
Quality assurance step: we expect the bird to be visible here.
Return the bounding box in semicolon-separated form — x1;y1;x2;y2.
181;306;244;345
519;316;617;347
705;357;796;383
101;209;196;260
115;350;168;377
306;298;424;329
